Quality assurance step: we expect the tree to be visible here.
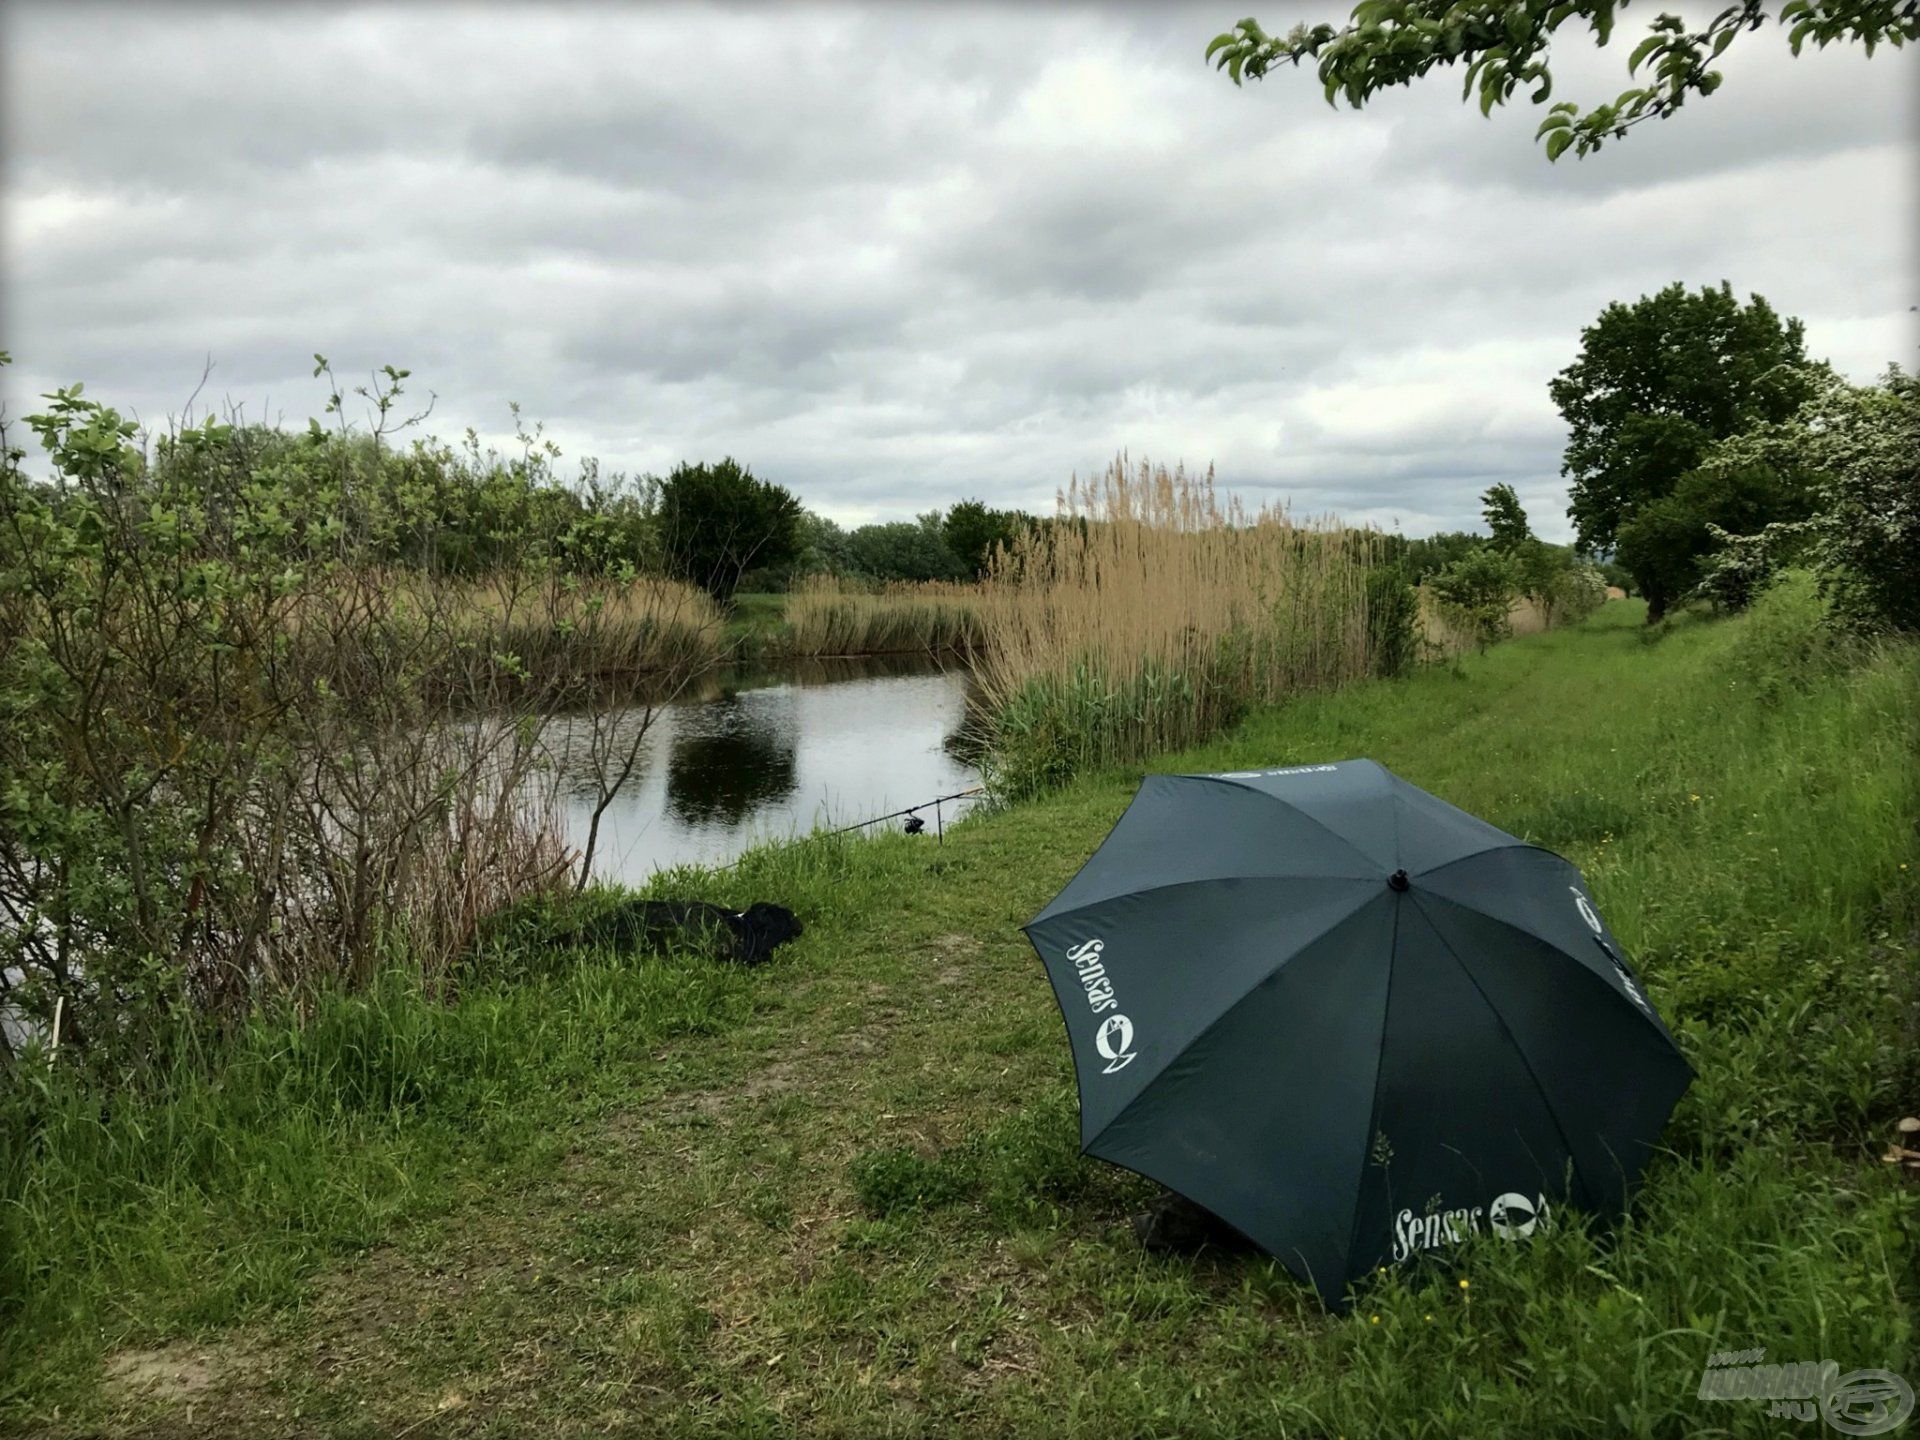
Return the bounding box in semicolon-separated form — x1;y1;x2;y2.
942;499;1027;579
1692;365;1920;631
1206;3;1918;159
656;458;802;600
1614;453;1810;621
1552;283;1812;553
844;513;967;583
1481;483;1534;549
1795;365;1920;633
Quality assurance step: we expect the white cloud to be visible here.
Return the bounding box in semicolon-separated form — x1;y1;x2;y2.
3;1;1914;543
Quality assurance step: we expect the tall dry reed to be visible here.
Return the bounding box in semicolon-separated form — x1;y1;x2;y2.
782;577;984;657
973;456;1375;797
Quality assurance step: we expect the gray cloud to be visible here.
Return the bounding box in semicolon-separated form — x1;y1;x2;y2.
3;1;1914;541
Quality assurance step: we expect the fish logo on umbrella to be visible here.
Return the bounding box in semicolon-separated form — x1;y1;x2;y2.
1489;1191;1544;1240
1095;1014;1137;1073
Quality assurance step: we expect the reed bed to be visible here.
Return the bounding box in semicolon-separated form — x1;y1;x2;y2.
782;577;986;657
972;457;1375;798
293;571;727;704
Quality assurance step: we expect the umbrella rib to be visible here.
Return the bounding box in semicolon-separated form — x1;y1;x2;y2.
1410;838;1567;880
1184;774;1382;877
1082;887;1386;1153
1407;892;1603;1210
1337;885;1398;1299
1031;873;1377;930
1414;887;1682;1049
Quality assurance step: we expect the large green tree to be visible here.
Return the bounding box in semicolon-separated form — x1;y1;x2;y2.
1551;282;1812;554
942;499;1029;579
1207;2;1918;159
656;458;802;600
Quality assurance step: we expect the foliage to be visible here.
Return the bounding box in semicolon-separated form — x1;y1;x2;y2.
1668;366;1917;631
1206;2;1918;158
656;457;803;600
1480;481;1533;549
1552;283;1812;554
1426;544;1524;647
1789;365;1920;633
841;512;967;584
0;363;723;1078
1365;564;1422;677
1614;450;1812;622
1689;522;1796;612
1375;528;1483;586
942;499;1032;579
1596;556;1634;594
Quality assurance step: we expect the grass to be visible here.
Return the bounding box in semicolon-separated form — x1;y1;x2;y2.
725;592;789;652
4;591;1915;1438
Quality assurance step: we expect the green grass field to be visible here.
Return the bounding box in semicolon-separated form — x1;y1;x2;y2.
5;591;1916;1438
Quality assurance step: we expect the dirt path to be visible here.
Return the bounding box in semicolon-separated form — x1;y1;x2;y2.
86;820;1114;1439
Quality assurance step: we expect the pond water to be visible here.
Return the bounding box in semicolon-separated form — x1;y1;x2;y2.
543;654;984;885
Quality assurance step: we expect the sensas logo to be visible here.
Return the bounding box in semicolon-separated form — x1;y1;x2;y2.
1095;1013;1137;1074
1392;1190;1553;1262
1065;938;1138;1074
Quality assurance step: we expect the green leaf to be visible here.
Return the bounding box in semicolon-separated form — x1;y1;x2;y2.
1627;34;1664;73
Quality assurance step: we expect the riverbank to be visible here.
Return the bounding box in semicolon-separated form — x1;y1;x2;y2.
5;593;1915;1437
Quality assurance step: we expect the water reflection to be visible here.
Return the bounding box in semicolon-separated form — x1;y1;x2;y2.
665;692;799;826
546;654;983;884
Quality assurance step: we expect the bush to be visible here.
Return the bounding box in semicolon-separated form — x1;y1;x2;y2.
1720;570;1850;703
656;458;803;601
1427;545;1523;648
1797;366;1920;634
1543;559;1608;624
1689;521;1804;613
1365;566;1421;678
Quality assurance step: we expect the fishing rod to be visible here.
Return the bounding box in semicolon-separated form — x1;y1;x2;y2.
717;785;986;869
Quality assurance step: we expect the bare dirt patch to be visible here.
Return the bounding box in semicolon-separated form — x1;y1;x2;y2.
103;1343;229;1402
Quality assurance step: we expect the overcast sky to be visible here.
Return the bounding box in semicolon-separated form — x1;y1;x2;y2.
3;3;1914;540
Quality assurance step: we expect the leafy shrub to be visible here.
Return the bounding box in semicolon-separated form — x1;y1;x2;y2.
0;364;720;1079
1364;566;1421;678
1719;570;1850;703
1427;545;1523;648
1676;365;1915;634
1689;521;1803;612
1543;558;1608;624
1795;366;1920;633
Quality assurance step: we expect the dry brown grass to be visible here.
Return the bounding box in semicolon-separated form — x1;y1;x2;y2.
970;456;1375;796
781;577;984;657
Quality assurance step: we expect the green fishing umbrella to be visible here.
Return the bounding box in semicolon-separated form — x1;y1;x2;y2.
1023;759;1691;1308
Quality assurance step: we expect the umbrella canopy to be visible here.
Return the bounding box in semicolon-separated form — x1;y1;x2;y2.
1023;759;1692;1308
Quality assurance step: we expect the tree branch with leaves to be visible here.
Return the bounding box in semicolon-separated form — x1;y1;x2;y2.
1207;1;1916;158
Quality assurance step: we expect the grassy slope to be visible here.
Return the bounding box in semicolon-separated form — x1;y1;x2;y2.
7;598;1916;1438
